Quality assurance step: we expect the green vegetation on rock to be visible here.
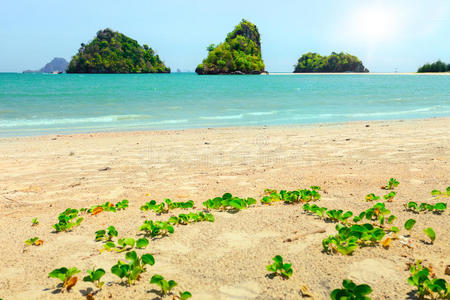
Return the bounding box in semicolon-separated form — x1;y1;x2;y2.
293;52;369;73
417;60;450;73
196;19;265;75
67;28;170;73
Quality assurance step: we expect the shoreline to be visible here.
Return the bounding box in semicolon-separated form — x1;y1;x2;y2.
1;116;449;140
269;72;450;75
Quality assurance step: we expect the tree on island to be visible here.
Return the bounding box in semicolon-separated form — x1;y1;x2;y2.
293;52;369;73
417;60;450;73
67;29;170;73
195;19;266;75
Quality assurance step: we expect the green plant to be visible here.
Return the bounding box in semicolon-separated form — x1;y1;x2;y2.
141;199;194;214
83;268;105;288
164;199;194;210
111;251;155;285
48;267;80;290
404;219;416;231
178;291;192;300
139;220;174;238
95;225;118;241
203;193;256;210
431;187;450;197
423;228;436;243
405;202;447;214
24;237;43;246
383;191;396;202
150;274;177;295
331;279;373;300
32;217;39;226
261;187;321;205
382;178;399;190
365;193;380;202
102;237;149;252
408;260;449;299
168;212;215;225
302;203;328;218
266;255;293;279
86;199;129;215
326;209;354;223
323;223;385;255
53;208;84;232
353;203;393;226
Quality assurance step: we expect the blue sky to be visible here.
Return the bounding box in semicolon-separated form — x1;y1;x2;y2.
1;0;449;72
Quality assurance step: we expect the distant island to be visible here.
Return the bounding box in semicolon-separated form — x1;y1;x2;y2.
196;19;266;75
67;28;170;73
293;52;369;73
23;57;68;73
417;60;450;73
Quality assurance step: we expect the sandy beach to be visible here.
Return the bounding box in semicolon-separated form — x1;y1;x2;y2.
0;117;449;300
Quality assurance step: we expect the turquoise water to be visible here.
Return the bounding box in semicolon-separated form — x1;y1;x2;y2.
0;73;449;137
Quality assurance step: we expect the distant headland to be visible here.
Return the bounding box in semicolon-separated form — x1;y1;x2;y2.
23;57;68;73
293;52;369;73
195;19;266;75
66;29;170;73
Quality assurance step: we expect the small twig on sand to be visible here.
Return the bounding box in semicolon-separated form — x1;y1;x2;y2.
283;228;326;243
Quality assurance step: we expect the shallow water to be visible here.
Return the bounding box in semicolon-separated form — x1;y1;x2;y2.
0;73;449;136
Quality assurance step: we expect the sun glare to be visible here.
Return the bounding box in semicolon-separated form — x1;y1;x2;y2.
349;4;401;43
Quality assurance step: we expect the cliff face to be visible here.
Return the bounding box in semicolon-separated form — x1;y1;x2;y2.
67;28;170;73
23;57;68;73
196;19;265;75
293;52;369;73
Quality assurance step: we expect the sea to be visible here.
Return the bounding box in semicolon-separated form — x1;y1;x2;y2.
0;73;449;137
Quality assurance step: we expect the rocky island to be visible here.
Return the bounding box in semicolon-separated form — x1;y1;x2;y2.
293;52;369;73
196;19;266;75
67;29;170;73
23;57;68;73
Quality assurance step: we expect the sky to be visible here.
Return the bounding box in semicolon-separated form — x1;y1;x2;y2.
0;0;449;73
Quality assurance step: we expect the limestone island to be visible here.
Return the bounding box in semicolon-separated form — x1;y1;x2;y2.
293;52;369;73
196;19;266;75
23;57;68;74
67;28;170;73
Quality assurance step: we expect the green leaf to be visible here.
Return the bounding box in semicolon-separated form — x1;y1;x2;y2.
273;255;283;264
434;203;447;210
125;251;138;263
141;254;155;266
390;226;400;233
136;238;149;249
111;264;125;278
150;274;164;284
423;227;436;242
179;291;192;300
404;219;416;230
342;279;357;290
222;193;232;200
168;280;178;290
387;215;396;224
431;189;441;196
49;267;68;282
92;269;105;281
354;284;373;296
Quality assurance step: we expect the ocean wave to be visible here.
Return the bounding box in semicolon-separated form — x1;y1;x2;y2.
247;111;278;116
0;114;156;128
200;114;244;120
289;105;450;120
